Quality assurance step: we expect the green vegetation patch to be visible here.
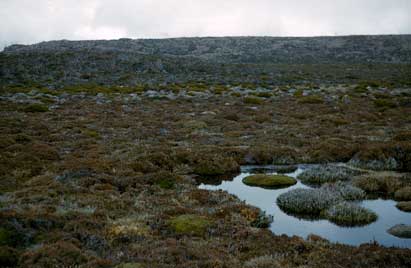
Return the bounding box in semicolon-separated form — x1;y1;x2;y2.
0;246;18;267
297;165;362;185
23;104;49;113
277;182;365;216
277;188;342;215
243;96;264;105
297;95;324;104
169;214;211;236
0;227;23;247
242;174;296;188
394;187;411;201
374;99;397;109
353;173;405;195
387;224;411;238
396;201;411;212
324;202;377;226
193;155;239;176
274;165;298;174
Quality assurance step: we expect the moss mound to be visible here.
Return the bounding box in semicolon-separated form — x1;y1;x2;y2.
169;215;211;236
243;174;296;188
324;202;378;226
388;224;411;238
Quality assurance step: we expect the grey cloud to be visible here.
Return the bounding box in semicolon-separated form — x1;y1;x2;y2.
1;0;410;50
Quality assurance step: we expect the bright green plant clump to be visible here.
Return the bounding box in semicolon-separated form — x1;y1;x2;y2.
243;174;296;188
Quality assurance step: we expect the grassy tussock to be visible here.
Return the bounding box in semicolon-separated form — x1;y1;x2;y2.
324;202;377;226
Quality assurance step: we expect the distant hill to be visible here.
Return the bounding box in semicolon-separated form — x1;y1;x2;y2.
1;35;411;87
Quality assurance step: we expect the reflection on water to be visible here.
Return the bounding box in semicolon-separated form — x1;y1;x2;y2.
199;165;411;248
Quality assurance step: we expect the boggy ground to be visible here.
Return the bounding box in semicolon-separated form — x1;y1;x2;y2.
1;83;411;268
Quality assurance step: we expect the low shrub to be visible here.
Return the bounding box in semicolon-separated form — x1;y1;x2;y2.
30;143;60;161
20;241;89;267
393;131;411;142
349;142;411;171
247;146;297;165
277;188;342;215
255;92;273;98
116;263;145;268
374;99;397;109
193;155;239;176
277;182;365;216
308;138;358;163
387;224;411;238
297;95;324;104
297;165;362;185
244;254;284;268
23;104;49;113
353;173;405;195
0;227;24;247
151;171;182;189
324;202;377;226
243;96;264;105
250;211;273;228
274;165;298;174
394;187;411;201
322;182;365;201
396;201;411;212
0;246;18;267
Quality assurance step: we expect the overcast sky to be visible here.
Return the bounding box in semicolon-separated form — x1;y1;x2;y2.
1;0;410;49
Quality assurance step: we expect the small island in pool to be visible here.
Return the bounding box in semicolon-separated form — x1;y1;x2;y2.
242;174;297;188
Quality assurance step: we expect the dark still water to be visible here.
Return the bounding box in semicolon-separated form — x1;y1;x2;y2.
199;165;411;248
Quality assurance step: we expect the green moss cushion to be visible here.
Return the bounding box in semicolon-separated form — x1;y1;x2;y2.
169;214;211;236
242;174;296;188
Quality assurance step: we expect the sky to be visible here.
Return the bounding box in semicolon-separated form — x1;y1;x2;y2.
0;0;410;49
